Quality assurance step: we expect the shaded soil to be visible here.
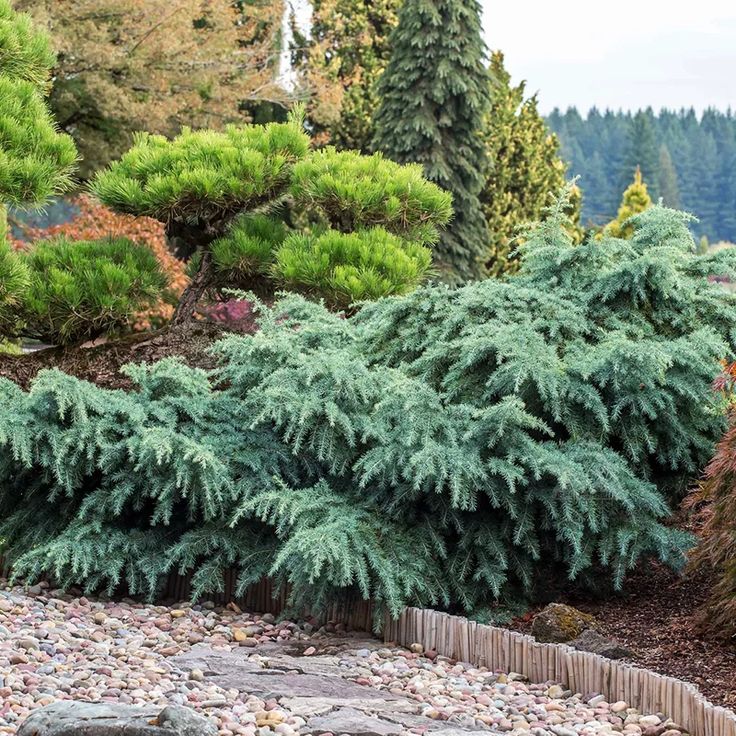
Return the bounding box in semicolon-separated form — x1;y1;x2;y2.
0;319;256;390
510;561;736;708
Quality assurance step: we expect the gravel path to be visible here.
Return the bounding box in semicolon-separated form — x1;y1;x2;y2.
0;581;689;736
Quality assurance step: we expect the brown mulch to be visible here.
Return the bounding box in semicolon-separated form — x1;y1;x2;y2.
509;561;736;708
0;319;256;390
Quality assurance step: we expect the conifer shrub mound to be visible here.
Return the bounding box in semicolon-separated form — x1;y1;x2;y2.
1;203;735;620
19;238;168;344
0;237;168;345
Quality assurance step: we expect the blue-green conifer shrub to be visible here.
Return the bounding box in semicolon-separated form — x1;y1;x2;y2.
1;198;735;622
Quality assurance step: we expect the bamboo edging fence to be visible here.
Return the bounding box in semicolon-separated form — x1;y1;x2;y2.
384;607;736;736
2;559;734;736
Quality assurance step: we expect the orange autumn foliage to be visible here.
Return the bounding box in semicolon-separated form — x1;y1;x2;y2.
19;196;188;331
684;362;736;639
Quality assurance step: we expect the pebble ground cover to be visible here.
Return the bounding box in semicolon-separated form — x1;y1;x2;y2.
0;580;689;736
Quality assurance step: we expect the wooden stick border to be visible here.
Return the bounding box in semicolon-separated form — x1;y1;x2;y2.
1;558;733;736
384;607;736;736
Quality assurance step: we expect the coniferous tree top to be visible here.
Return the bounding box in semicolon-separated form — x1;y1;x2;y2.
0;0;76;212
90;119;311;227
372;0;490;284
604;167;653;238
290;148;452;242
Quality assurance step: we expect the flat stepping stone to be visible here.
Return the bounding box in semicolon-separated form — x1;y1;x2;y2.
170;644;405;700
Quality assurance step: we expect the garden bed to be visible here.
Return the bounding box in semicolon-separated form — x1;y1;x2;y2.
0;320;252;390
510;561;736;708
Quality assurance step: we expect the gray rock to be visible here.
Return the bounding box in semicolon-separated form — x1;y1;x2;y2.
280;696;419;719
17;702;216;736
170;645;401;700
531;603;598;643
307;707;404;736
568;628;636;660
431;732;499;736
158;705;218;736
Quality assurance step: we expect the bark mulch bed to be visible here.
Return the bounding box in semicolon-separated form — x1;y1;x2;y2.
0;318;256;390
510;561;736;709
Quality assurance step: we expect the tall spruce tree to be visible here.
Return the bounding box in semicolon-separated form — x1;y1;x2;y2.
657;144;681;209
480;51;570;276
621;110;660;199
0;0;76;242
372;0;490;284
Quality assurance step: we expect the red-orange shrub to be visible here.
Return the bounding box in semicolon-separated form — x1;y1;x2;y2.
685;363;736;639
18;196;188;330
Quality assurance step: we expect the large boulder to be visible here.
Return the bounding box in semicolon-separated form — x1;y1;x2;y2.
531;603;598;643
17;702;217;736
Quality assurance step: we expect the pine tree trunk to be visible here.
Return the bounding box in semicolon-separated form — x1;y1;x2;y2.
171;251;213;326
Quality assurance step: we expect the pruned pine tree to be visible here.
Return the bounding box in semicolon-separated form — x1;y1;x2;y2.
0;0;76;242
3;196;735;619
372;0;490;284
91;114;452;320
0;2;172;347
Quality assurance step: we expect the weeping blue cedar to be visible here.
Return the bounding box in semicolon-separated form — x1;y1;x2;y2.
2;197;735;622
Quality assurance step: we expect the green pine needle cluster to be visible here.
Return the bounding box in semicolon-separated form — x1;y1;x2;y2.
210;214;288;282
208;212;435;308
0;240;28;332
0;237;168;344
290;149;452;244
274;227;432;308
90;121;311;225
0;0;55;86
2;199;732;620
0;0;77;220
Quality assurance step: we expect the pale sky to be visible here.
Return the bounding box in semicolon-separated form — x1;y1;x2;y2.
481;0;736;114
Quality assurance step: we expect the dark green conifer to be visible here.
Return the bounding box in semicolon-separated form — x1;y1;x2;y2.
657;144;681;209
372;0;490;284
621;110;660;200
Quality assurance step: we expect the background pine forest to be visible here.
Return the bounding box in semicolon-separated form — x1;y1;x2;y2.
547;107;736;242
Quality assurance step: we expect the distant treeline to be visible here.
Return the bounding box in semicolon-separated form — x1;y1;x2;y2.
547;107;736;242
